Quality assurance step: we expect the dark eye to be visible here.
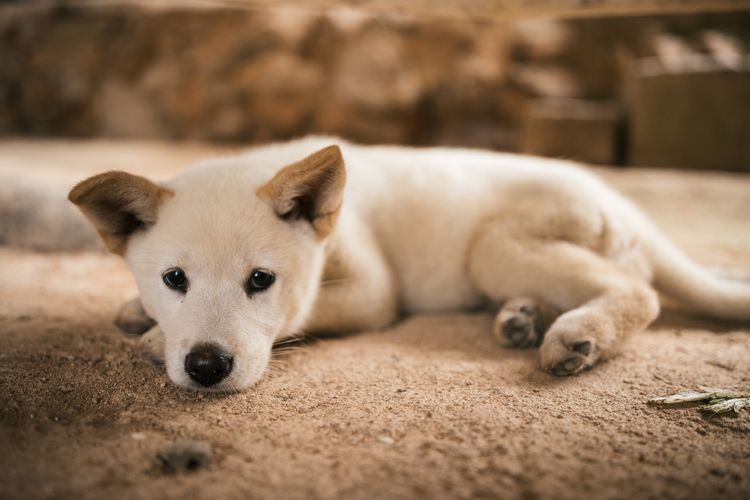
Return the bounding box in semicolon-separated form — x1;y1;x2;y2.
162;268;188;292
245;269;275;295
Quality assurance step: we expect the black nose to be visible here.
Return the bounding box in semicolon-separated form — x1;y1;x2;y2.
184;344;233;387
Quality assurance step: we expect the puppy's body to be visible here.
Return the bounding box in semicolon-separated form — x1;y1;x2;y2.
69;137;750;391
318;140;640;313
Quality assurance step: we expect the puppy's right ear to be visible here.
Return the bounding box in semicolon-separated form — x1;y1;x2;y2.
68;171;172;255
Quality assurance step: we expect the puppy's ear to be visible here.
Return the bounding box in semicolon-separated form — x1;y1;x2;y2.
257;145;346;239
68;171;172;254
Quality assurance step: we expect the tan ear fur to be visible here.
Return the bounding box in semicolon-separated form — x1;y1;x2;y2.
257;145;346;239
68;171;173;254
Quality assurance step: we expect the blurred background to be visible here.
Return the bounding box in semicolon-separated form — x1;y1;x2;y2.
1;0;749;170
3;5;750;499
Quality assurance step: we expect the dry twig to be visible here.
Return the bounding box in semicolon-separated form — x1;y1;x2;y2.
649;386;750;415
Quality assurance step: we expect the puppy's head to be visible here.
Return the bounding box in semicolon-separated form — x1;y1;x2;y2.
69;145;345;391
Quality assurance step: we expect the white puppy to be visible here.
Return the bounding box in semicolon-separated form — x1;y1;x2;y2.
69;137;750;391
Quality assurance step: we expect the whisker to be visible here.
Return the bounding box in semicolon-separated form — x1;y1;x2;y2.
269;363;291;374
320;278;352;286
273;336;306;347
273;345;301;352
272;348;301;359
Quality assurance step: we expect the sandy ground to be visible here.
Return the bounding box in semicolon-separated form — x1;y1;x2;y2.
0;140;749;500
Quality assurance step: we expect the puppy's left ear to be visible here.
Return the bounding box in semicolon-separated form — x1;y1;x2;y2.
68;171;172;255
257;145;346;239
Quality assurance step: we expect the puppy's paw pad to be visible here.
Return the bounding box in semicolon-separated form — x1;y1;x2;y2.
572;340;592;356
115;299;155;335
550;356;585;376
115;316;156;335
494;301;547;349
139;347;165;367
540;331;597;376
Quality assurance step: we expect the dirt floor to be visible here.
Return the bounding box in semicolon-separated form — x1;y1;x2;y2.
0;140;749;500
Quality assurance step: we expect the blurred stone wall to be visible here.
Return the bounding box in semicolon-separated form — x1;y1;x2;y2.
1;3;749;166
1;4;515;148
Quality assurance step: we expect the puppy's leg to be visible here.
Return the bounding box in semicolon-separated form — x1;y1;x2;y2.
306;279;398;333
114;297;155;335
304;229;398;334
116;298;163;365
494;296;560;348
469;221;659;376
138;325;165;366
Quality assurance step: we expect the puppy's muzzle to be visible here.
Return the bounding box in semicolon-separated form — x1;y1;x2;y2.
185;343;233;387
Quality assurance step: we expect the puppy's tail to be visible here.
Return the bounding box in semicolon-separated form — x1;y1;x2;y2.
0;171;100;252
646;225;750;322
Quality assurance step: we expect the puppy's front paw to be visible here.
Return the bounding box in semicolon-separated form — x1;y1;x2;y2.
115;297;155;335
548;340;594;376
539;319;599;376
494;297;554;349
139;326;165;366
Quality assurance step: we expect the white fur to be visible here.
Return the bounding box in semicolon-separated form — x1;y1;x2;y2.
111;136;749;391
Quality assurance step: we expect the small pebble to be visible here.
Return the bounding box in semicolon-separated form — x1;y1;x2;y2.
130;432;147;441
378;436;394;445
157;440;212;473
